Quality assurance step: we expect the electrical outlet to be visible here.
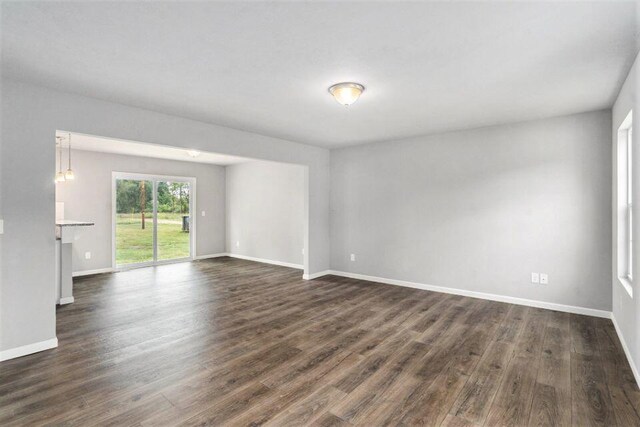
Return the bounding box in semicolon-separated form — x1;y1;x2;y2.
350;254;356;262
85;251;91;260
0;219;3;235
236;241;240;248
540;273;548;284
531;273;539;284
201;210;206;217
302;248;305;255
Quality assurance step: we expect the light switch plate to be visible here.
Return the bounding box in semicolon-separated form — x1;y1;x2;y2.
531;273;539;283
201;210;206;217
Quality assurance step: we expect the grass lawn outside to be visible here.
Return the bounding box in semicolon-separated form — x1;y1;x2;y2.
116;212;190;265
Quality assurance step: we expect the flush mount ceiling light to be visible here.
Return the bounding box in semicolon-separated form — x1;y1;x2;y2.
187;149;201;158
328;82;365;106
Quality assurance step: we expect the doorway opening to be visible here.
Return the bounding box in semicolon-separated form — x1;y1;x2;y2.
113;172;195;268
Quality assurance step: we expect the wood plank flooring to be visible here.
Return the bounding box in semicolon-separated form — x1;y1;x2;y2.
1;257;639;426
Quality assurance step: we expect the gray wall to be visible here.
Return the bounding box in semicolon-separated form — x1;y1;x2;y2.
0;76;622;359
0;78;329;354
55;150;226;273
331;110;613;311
1;81;57;353
226;161;305;266
612;52;639;374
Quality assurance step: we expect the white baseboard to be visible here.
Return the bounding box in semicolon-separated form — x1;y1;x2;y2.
303;270;332;280
0;338;58;362
58;296;75;305
194;252;229;260
611;314;640;389
319;270;611;319
227;253;303;270
73;267;114;277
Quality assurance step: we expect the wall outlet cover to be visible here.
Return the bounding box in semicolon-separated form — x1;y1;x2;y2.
540;273;548;284
85;252;91;260
350;254;356;261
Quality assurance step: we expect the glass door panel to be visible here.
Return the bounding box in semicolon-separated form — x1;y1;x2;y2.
156;181;191;261
115;179;154;266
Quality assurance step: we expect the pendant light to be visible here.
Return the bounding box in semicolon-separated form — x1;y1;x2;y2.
64;133;75;180
55;136;66;183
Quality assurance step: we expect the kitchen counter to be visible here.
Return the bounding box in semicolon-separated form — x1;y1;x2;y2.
56;220;95;227
56;220;94;241
56;220;95;305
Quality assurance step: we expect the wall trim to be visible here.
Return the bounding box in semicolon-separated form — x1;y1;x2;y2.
314;270;611;319
227;253;303;270
194;253;229;260
303;270;332;280
73;267;114;277
58;296;75;305
0;338;59;362
611;314;640;389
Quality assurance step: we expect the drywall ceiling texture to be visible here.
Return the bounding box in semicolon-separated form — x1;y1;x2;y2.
2;1;637;147
226;161;305;267
611;52;639;381
0;79;330;354
55;150;227;273
331;110;612;312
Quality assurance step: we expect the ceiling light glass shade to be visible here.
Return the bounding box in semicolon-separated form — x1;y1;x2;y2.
328;82;365;106
187;149;201;158
55;171;66;183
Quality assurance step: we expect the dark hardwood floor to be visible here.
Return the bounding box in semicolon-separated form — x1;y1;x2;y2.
1;257;639;426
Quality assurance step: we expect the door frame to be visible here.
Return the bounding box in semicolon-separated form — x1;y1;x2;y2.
111;171;197;270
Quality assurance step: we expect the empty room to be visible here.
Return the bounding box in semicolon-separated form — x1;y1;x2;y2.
0;1;638;426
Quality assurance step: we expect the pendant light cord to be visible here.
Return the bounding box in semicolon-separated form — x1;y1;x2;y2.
58;139;63;173
68;133;72;170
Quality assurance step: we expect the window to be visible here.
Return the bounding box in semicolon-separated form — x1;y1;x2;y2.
618;110;633;295
626;125;633;280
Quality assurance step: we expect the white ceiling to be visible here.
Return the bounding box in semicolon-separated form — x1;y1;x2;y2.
56;132;250;166
3;2;639;148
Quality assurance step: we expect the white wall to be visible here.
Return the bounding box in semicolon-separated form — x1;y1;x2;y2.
0;78;330;356
612;52;639;380
226;161;305;267
55;150;226;273
331;110;612;312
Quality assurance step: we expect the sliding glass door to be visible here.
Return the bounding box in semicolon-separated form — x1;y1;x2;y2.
115;178;155;265
114;173;194;268
157;180;191;261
